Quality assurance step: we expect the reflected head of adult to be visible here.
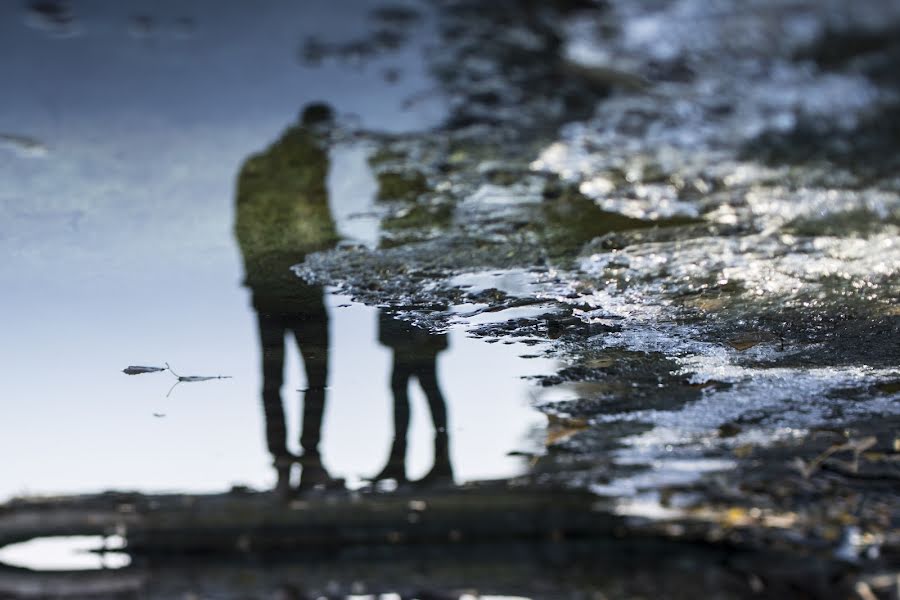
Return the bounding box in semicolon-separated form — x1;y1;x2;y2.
300;102;335;131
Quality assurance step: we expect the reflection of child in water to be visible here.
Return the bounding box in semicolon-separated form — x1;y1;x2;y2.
234;103;342;496
374;311;454;486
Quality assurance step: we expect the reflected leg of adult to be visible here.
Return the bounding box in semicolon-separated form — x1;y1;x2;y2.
372;356;413;483
256;309;292;496
415;360;454;486
290;286;340;491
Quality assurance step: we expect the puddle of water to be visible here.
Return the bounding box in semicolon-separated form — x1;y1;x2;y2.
0;536;129;571
2;217;552;501
0;1;557;502
3;2;897;596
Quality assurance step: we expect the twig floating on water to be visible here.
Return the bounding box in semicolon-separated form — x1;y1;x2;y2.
122;363;232;396
164;362;232;382
164;363;232;397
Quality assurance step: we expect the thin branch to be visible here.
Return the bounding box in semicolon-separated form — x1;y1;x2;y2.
166;380;181;398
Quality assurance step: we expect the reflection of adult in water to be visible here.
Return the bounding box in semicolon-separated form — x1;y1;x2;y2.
373;311;454;486
234;103;341;495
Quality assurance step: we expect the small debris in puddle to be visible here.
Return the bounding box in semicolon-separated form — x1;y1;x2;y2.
121;363;231;397
164;363;232;383
122;365;166;375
